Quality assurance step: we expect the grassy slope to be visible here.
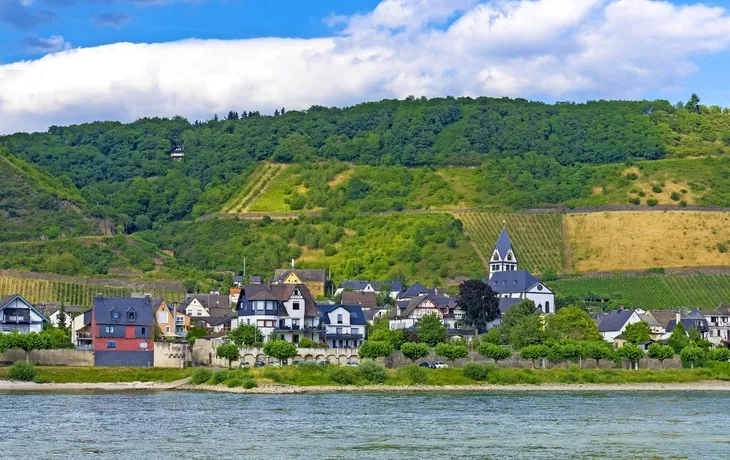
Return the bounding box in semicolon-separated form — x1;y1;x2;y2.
548;274;730;309
0;366;196;383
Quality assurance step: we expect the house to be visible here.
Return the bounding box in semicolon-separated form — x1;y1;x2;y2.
638;311;665;340
335;280;403;299
229;288;242;306
154;299;190;338
396;282;440;301
318;305;366;348
592;309;643;342
236;283;320;344
92;296;155;366
389;295;443;330
665;309;709;340
180;294;230;317
341;291;377;309
73;310;93;349
273;263;326;297
170;146;184;160
232;275;244;287
250;276;262;284
363;307;390;324
45;304;86;328
700;304;730;346
0;294;49;333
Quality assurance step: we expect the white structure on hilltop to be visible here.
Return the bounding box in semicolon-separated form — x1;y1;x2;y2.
486;227;556;314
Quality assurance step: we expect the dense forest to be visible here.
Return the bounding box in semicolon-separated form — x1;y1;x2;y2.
2;95;730;286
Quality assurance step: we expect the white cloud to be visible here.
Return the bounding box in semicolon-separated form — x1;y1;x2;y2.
2;0;730;134
21;34;70;54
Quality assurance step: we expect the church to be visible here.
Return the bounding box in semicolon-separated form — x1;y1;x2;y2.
486;227;555;314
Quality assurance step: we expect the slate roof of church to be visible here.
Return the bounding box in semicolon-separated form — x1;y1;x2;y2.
494;227;513;259
487;271;542;294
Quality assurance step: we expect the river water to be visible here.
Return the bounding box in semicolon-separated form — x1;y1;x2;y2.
1;391;728;459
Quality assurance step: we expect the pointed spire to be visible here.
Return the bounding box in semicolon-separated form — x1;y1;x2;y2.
494;226;513;259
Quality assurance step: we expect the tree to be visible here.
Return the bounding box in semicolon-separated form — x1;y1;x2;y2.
545;306;601;341
376;286;393;307
647;343;675;368
509;314;544;349
581;341;614;367
216;343;240;369
668;322;690;353
481;327;503;345
686;327;702;344
623;321;651;344
686;93;701;113
263;339;298;364
57;303;67;333
520;344;549;368
359;340;394;359
617;344;644;370
478;343;511;363
400;342;430;362
679;345;705;369
434;343;468;366
228;324;263;347
456;280;500;341
549;341;582;365
417;313;448;347
708;347;730;363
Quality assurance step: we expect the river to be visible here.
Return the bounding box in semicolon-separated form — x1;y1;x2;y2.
1;391;728;459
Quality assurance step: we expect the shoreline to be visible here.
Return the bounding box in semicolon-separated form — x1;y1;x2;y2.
4;380;730;393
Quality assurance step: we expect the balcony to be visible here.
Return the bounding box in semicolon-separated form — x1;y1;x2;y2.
320;333;363;340
2;315;30;324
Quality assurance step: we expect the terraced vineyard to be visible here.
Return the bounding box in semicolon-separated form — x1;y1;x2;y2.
457;212;564;274
221;163;288;213
0;274;185;306
548;274;730;309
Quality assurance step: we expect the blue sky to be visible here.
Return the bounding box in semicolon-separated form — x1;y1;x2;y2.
2;0;730;133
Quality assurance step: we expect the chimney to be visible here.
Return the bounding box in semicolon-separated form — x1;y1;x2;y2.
619;305;624;311
291;258;295;269
676;311;681;325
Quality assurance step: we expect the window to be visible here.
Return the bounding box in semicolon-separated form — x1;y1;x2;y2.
292;319;300;329
157;311;168;324
107;341;116;349
292;335;299;344
165;326;170;333
111;311;120;320
336;327;343;335
545;301;550;313
352;328;359;335
493;254;498;261
128;311;136;321
537;285;543;291
256;302;264;312
139;342;148;350
141;327;146;335
105;326;114;333
294;288;300;296
337;314;343;324
293;302;300;310
507;254;512;261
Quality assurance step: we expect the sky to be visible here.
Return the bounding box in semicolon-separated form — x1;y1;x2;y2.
1;0;730;134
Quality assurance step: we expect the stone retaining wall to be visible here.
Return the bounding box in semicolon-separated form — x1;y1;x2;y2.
0;349;94;366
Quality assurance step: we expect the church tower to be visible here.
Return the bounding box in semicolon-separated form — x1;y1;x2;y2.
489;226;518;279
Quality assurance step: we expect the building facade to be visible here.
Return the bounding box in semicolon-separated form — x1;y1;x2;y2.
318;305;366;348
0;294;49;334
92;296;155;366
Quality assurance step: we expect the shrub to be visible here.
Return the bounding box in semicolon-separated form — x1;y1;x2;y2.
329;367;357;385
298;337;316;348
263;369;282;382
213;370;229;384
404;365;428;384
8;362;37;382
680;346;706;369
646;199;659;207
638;191;646;197
478;343;512;362
358;359;388;383
324;245;338;256
242;378;257;389
670;191;681;201
463;363;494;381
718;243;728;254
679;200;687;207
628;197;640;205
190;368;213;385
226;378;243;388
708;348;730;363
626;172;638;180
400;342;430;362
652;185;663;193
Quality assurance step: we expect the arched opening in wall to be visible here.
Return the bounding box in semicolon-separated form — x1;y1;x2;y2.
538;304;543;313
304;354;314;361
316;354;325;361
545;301;550;313
337;355;348;365
326;354;337;362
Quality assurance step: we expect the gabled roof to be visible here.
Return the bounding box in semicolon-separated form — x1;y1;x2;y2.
498;298;522;314
338;280;370;290
398;282;438;299
0;294;50;322
390;295;440;319
370;280;404;292
341;291;377;308
93;296;154;325
494;227;513;259
487;271;541;294
238;283;318;317
179;294;229;311
593;309;636;332
318;305;367;326
274;269;326;283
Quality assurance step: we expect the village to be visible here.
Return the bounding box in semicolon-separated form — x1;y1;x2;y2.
1;228;729;371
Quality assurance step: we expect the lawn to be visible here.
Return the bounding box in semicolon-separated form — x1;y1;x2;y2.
0;366;197;383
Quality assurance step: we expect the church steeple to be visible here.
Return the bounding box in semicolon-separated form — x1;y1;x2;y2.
489;225;518;279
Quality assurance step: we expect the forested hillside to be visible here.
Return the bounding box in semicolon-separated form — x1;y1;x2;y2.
2;95;730;289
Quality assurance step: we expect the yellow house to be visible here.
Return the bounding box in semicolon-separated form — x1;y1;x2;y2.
273;268;326;297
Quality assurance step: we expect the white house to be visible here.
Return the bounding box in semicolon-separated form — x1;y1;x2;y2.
181;294;229;317
318;305;366;348
389;295;443;330
335;280;403;300
593;309;643;342
0;294;49;333
47;305;86;328
700;305;730;346
236;283;320;344
485;227;555;314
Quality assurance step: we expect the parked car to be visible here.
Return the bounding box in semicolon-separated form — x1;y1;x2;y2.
346;361;359;367
254;360;265;368
318;360;331;366
419;361;436;368
239;362;250;368
292;360;304;365
433;362;448;369
269;361;282;367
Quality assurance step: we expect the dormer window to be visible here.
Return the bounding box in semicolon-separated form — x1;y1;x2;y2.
493;254;499;261
294;288;300;296
128;311;136;321
507;254;512;261
111;311;120;320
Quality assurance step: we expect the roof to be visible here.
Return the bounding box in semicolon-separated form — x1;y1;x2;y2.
232;276;243;283
0;294;50;322
398;282;438;299
594;309;636;332
370;280;404;292
646;310;682;329
249;276;262;283
93;296;154;325
238;283;318;317
338;280;369;290
274;269;326;283
363;307;389;322
341;291;377;308
318;305;367;326
639;313;661;328
390;295;440;319
487;271;541;294
205;308;238;327
40;303;86;316
498;298;522;314
494;227;513;259
179;294;230;311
